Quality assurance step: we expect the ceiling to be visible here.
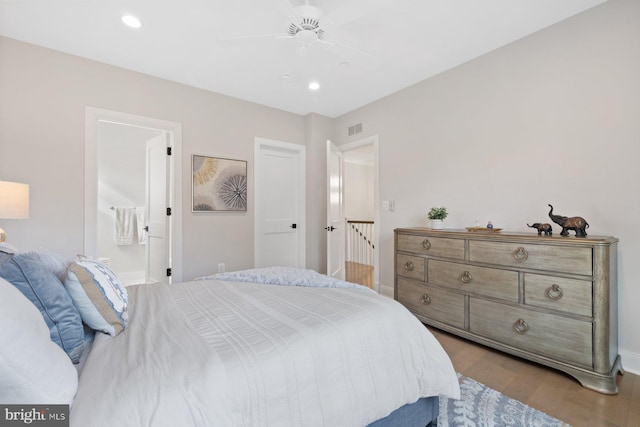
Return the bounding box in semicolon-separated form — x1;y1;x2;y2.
0;0;606;118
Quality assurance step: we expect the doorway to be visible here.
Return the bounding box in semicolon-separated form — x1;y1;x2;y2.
330;135;379;291
84;107;183;284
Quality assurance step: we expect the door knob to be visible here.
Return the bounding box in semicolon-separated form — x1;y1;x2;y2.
290;224;297;229
325;226;336;231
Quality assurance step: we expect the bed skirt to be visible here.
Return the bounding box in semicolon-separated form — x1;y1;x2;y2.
368;397;439;427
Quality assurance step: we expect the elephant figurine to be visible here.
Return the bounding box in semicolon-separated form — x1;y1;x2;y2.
527;223;553;236
548;204;589;237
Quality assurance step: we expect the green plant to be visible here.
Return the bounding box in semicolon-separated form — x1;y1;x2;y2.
428;206;448;220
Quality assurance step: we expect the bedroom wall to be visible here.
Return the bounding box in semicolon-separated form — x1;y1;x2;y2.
332;0;640;374
344;160;374;221
304;113;335;273
0;35;307;282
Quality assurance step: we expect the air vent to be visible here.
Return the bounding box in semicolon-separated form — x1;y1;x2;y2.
348;123;363;136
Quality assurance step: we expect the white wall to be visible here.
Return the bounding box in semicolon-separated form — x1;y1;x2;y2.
344;160;374;221
304;113;335;273
333;0;640;373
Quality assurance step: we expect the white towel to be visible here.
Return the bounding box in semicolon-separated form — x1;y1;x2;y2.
135;207;147;245
114;207;135;245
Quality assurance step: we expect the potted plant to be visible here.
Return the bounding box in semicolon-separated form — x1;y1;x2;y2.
428;207;448;230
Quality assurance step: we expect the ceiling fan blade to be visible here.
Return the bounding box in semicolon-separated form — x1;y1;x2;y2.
218;33;291;46
273;0;299;22
317;38;380;68
323;0;394;27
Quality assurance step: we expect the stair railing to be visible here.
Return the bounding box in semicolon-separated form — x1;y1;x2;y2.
346;220;375;266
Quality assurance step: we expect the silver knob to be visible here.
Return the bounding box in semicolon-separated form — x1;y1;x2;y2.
513;318;529;334
513;247;528;261
545;284;564;300
460;271;472;284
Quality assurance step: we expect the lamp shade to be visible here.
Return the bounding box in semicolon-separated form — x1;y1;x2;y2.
0;181;30;219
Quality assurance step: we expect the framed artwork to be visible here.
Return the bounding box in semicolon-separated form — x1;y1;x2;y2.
192;155;247;212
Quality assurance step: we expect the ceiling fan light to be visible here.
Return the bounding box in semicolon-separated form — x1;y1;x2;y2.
295;29;318;47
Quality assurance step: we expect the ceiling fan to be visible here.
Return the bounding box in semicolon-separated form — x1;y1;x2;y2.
219;0;391;74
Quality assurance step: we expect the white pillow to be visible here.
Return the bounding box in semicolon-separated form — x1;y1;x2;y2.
0;277;78;404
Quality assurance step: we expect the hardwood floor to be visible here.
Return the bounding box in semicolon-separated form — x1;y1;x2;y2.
345;261;374;289
430;328;640;427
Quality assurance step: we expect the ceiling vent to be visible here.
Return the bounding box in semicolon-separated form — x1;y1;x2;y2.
348;123;363;136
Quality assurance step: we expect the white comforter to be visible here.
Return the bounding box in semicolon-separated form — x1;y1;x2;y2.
71;279;459;427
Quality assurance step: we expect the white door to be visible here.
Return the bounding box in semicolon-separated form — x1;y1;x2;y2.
145;133;171;284
326;141;345;280
254;139;306;268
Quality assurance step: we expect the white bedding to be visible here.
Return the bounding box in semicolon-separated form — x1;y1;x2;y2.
71;278;459;427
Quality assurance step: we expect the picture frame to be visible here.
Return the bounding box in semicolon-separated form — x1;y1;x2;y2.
192;154;247;212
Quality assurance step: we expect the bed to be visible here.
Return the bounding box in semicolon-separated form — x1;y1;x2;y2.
0;251;459;427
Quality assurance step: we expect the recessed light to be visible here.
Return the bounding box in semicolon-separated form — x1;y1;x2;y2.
121;15;142;29
308;81;320;91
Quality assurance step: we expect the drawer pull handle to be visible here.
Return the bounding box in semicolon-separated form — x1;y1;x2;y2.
513;318;529;334
460;271;472;284
513;247;528;261
545;284;564;300
422;239;431;250
421;294;431;305
404;261;414;271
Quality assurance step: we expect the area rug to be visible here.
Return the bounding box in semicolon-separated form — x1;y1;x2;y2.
435;374;571;427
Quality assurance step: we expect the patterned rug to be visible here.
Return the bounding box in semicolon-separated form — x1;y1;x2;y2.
435;374;572;427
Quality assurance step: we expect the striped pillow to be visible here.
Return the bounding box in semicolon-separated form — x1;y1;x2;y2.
64;259;128;336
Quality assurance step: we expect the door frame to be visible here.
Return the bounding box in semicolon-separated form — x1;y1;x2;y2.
336;135;380;291
254;137;306;268
84;106;183;282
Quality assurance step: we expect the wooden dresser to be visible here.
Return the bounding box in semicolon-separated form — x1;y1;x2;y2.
394;228;622;394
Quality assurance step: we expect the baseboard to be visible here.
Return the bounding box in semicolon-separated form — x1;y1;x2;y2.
620;349;640;375
379;283;394;298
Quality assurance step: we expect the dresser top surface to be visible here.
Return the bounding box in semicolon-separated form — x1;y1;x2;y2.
395;228;618;245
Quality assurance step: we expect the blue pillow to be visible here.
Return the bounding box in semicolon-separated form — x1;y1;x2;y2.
0;252;85;363
64;258;128;336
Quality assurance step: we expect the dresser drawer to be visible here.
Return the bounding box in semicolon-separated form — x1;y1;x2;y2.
469;298;593;367
524;274;592;317
396;254;425;281
468;240;592;276
428;259;519;303
397;233;464;260
397;279;465;328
